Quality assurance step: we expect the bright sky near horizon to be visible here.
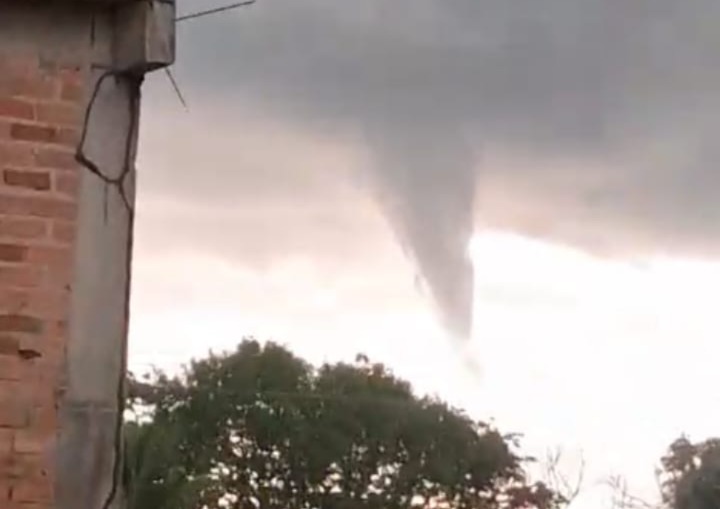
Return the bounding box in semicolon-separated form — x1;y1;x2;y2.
127;2;720;507
128;187;720;509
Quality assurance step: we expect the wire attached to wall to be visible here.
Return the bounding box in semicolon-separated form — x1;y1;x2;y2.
176;0;256;22
164;68;188;109
163;0;257;110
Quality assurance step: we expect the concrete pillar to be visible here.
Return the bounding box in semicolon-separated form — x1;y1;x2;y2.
0;1;174;508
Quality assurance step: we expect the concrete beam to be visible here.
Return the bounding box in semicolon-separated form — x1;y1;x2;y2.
114;0;176;73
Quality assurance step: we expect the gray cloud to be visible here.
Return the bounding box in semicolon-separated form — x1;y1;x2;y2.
140;0;720;339
169;0;720;241
174;0;720;148
364;126;476;338
136;108;391;271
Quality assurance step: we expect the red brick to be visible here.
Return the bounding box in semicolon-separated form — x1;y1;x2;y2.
13;363;47;387
0;194;76;220
0;404;27;428
1;452;47;482
0;336;19;356
54;128;79;148
5;503;49;509
54;174;77;197
0;429;12;453
0;244;28;263
9;124;56;145
34;148;77;171
13;335;46;361
28;403;58;436
7;123;77;149
35;294;68;320
0;45;83;509
12;375;51;401
34;103;78;127
25;247;70;269
0;479;10;501
0;288;29;312
0;289;67;320
0;287;23;307
0;383;29;427
47;318;66;336
0;404;26;428
0;266;44;289
3;170;51;192
0;356;21;381
13;339;52;361
13;430;52;455
60;80;82;103
0;143;34;167
0;218;47;241
0;99;34;122
0;120;10;139
49;222;73;245
45;264;73;287
0;315;43;334
5;75;57;101
0;54;38;77
11;474;53;503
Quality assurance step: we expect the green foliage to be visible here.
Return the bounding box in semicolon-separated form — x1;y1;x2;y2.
122;420;208;509
124;339;562;509
659;437;720;509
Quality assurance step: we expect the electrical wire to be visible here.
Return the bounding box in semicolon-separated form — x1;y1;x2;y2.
164;67;188;109
176;0;256;22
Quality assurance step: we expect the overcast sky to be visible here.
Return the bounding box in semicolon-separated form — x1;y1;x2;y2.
128;2;720;507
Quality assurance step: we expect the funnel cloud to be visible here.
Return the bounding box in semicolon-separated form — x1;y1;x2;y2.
366;127;477;339
144;0;720;345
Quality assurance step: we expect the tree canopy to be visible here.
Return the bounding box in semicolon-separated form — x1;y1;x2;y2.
124;340;562;509
657;436;720;509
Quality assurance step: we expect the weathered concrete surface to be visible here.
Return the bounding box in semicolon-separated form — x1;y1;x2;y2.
115;1;176;73
0;1;174;508
59;70;140;509
67;73;137;403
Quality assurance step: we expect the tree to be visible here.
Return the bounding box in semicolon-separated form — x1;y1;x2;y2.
122;418;208;509
605;436;720;509
658;436;720;509
124;339;563;509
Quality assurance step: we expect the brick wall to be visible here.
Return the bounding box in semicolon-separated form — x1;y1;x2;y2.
0;2;174;507
0;49;85;508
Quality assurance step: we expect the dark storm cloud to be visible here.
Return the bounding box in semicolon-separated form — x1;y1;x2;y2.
171;0;720;243
143;0;720;338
